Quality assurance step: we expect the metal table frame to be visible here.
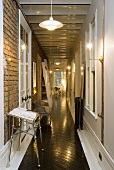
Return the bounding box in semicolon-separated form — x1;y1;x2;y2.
7;110;43;168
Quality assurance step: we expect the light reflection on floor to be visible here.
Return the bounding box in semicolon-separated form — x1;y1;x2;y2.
19;97;90;170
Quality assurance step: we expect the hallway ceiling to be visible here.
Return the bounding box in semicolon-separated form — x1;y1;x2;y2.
20;0;91;69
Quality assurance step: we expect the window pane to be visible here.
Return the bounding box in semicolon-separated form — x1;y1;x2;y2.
26;32;28;46
54;78;62;86
54;72;63;86
93;71;95;112
20;25;24;41
54;72;63;78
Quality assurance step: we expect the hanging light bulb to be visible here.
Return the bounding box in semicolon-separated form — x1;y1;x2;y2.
39;0;63;31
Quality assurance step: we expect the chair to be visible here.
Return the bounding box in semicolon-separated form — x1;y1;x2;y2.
33;100;51;125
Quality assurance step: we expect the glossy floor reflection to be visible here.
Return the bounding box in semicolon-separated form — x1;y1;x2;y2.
18;97;90;170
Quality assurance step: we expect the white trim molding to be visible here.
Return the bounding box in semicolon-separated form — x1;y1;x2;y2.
0;129;33;170
81;118;114;170
0;142;9;170
85;9;98;120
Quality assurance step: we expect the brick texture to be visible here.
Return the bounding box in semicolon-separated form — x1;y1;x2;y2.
3;0;18;143
32;35;42;108
3;0;45;143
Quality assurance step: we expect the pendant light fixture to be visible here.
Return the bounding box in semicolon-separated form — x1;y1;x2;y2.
39;0;63;31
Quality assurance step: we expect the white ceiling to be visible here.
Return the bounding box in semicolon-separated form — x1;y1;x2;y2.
20;0;91;70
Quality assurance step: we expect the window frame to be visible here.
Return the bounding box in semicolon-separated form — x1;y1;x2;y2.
54;72;63;87
85;10;98;119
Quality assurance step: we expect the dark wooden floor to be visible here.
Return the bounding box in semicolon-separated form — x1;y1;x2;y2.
18;97;90;170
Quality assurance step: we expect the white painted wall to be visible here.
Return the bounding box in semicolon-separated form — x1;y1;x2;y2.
79;0;103;140
104;0;114;160
76;0;114;163
0;0;4;149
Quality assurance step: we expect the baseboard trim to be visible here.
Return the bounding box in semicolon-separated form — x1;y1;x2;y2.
77;129;102;170
82;118;114;170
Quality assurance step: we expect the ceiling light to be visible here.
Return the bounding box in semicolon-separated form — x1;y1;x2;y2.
37;11;40;14
56;68;59;71
39;0;63;31
55;62;60;65
68;6;72;9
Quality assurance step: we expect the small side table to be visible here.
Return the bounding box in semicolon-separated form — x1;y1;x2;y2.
7;107;43;168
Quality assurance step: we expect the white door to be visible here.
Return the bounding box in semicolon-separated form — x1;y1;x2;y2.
19;10;31;110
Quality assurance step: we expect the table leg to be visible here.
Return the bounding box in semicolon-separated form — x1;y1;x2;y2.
7;117;15;166
33;122;40;168
38;119;44;151
18;119;22;150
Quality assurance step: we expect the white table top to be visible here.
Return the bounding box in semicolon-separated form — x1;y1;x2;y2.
8;107;39;121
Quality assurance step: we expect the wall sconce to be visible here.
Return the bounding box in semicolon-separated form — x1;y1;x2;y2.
81;72;83;76
6;57;11;64
67;66;71;70
89;56;103;64
81;66;84;71
49;70;52;73
21;44;26;52
81;66;84;75
87;43;92;51
87;43;103;64
99;56;103;63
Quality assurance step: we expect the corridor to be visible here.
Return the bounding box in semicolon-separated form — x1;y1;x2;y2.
18;97;90;170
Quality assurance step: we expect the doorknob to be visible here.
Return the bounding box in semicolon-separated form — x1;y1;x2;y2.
28;95;31;99
22;97;26;102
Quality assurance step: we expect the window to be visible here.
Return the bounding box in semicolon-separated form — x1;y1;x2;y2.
54;72;63;86
85;10;97;117
85;30;90;108
20;24;28;46
91;17;95;112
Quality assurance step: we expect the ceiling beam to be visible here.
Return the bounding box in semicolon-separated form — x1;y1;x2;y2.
20;0;91;5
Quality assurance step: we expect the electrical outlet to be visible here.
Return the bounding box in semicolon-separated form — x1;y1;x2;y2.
99;152;102;161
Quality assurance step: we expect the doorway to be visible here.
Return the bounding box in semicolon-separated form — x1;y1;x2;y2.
19;10;32;110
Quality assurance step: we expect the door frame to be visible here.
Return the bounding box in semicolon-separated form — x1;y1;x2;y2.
18;10;32;109
0;1;4;149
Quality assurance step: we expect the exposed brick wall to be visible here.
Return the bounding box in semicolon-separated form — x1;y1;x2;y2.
3;0;45;143
3;0;18;143
32;35;42;108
